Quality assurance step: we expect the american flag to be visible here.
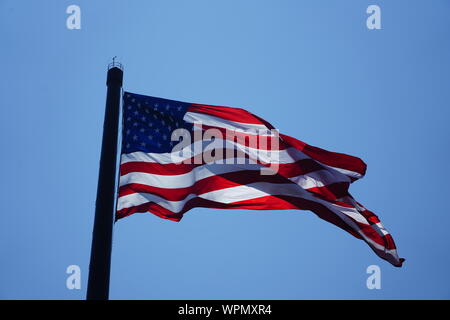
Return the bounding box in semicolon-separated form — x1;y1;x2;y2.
117;91;404;267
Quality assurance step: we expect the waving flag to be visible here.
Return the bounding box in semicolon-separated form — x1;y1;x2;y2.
117;92;404;267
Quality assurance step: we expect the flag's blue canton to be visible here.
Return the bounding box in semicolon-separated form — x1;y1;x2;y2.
122;92;193;154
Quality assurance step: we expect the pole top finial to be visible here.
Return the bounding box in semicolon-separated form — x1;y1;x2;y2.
108;56;123;70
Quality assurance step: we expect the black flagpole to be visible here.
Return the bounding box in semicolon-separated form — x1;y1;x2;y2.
87;60;123;300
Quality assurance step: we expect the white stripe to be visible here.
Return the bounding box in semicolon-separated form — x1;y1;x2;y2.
121;142;355;186
120;159;349;196
117;177;403;262
186;112;363;179
117;180;368;227
119;162;260;188
198;182;306;203
118;192;197;213
121;143;309;165
184;111;268;133
289;169;350;189
322;164;363;179
117;182;310;212
374;222;390;236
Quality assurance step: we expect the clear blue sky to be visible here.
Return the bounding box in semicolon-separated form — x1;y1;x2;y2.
1;0;449;299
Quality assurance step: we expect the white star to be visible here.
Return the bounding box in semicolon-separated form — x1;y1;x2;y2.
133;122;138;127
148;135;153;140
141;116;146;121
177;106;182;111
126;129;131;135
134;110;139;116
141;142;146;147
166;105;170;110
140;128;145;133
155;128;160;133
133;135;138;141
162;134;167;140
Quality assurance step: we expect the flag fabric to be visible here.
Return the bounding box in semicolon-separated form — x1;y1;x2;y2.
117;91;404;267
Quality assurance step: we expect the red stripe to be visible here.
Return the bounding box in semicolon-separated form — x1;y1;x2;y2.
189;104;267;125
119;179;355;212
120;161;195;176
355;221;390;248
120;157;324;177
280;133;367;177
188;105;366;176
306;182;350;201
116;194;363;241
116;179;400;264
197;123;366;177
120;159;350;203
116;193;379;246
119;170;293;200
358;208;381;225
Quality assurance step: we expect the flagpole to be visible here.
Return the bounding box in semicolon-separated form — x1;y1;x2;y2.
87;60;123;300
